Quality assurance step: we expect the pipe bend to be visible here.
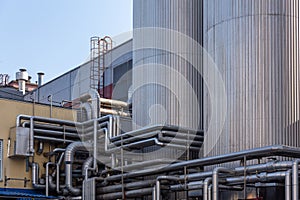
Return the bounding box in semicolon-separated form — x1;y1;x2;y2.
213;167;235;175
64;142;91;163
82;156;94;178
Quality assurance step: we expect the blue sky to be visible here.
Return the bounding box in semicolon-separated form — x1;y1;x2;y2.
0;0;132;83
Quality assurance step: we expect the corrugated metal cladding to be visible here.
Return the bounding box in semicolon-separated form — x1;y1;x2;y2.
132;0;203;131
204;0;300;157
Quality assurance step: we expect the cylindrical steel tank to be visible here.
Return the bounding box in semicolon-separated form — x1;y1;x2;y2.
132;0;203;131
204;0;300;157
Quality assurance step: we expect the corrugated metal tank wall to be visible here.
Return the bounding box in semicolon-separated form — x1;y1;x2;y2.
204;0;300;157
132;0;203;131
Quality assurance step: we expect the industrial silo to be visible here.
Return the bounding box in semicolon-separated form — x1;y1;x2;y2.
132;0;204;168
132;0;203;130
204;0;300;157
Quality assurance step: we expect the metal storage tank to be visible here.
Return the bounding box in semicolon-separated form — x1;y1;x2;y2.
132;0;203;131
204;0;300;157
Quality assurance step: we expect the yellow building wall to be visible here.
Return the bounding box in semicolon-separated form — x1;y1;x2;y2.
0;98;75;189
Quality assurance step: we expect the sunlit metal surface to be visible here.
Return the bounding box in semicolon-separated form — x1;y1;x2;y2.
204;0;300;157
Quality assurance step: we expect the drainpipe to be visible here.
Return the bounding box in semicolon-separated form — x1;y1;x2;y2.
292;160;299;200
286;169;292;200
212;167;235;200
203;177;212;200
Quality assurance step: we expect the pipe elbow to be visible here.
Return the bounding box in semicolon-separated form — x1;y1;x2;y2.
64;142;91;163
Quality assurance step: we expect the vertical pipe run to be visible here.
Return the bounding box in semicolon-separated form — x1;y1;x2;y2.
286;169;292;200
93;119;97;171
292;160;299;200
203;177;212;200
155;180;161;200
46;162;55;196
29;117;34;154
208;185;212;200
212;167;235;200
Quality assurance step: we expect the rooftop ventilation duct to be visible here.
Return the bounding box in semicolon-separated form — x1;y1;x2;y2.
16;69;28;95
37;72;44;87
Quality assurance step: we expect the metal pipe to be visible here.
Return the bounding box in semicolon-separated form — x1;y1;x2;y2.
82;157;94;180
22;121;79;133
212;167;235;200
31;162;45;189
107;137;199;153
208;185;212;200
100;108;130;117
34;136;77;144
36;141;44;155
292;160;299;200
102;159;178;174
97;187;153;200
93;119;97;171
111;124;202;142
203;177;212;200
100;97;129;108
182;160;292;182
97;180;156;194
286;169;292;200
34;129;80;139
154;176;180;200
46;162;56;196
29;117;34;153
104;145;300;182
65;142;91;195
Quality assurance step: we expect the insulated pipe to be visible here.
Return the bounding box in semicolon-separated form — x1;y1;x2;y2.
107;137;200;153
212;167;235;200
208;185;212;200
31;162;45;189
292;160;299;200
29;117;34;153
110;130;202;147
79;93;129;108
22;122;78;133
104;145;300;182
97;187;153;200
225;171;287;184
100;108;130;117
17;115;79;127
111;124;202;142
286;169;292;200
46;162;56;196
34;136;77;144
181;160;292;182
34;129;80;139
154;176;180;200
203;177;212;200
101;159;177;174
97;180;156;194
65;142;92;195
100;97;129;108
82;157;94;180
17;114;111;131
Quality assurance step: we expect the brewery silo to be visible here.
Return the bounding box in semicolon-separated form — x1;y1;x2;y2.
204;0;300;157
132;0;203;130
